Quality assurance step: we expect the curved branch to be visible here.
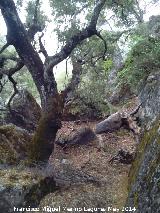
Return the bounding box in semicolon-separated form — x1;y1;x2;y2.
0;60;24;76
39;32;48;58
96;31;107;60
7;75;19;112
0;42;10;54
46;0;106;71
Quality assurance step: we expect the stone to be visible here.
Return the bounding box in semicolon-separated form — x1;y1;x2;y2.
126;121;160;212
5;90;41;132
56;127;96;147
0;124;32;165
139;72;160;129
0;167;57;213
127;70;160;212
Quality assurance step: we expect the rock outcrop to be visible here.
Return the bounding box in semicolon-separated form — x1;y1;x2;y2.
0;167;57;213
139;72;160;129
5;90;41;132
126;71;160;212
0;124;32;164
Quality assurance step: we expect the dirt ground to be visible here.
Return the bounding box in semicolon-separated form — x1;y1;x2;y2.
41;119;136;212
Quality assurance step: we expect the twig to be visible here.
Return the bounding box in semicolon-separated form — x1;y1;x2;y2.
7;75;19;112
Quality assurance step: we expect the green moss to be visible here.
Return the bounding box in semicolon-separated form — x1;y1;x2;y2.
133;191;139;208
146;152;160;184
0;125;31;165
28;94;63;163
129;120;160;190
128;119;160;192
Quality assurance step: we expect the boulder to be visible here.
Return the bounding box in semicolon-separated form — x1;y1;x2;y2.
0;167;57;213
139;72;160;129
0;124;31;165
6;90;41;132
126;71;160;212
126;121;160;212
56;127;96;147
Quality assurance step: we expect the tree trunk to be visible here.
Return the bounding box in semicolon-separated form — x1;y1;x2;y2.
29;93;64;163
0;0;106;163
0;0;63;163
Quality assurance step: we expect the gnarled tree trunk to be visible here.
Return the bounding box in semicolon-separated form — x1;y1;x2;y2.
0;0;106;163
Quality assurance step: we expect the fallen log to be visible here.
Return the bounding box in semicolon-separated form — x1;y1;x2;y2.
95;104;141;135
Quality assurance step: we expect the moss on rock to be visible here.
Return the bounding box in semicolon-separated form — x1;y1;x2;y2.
0;124;32;165
127;120;160;212
0;167;57;213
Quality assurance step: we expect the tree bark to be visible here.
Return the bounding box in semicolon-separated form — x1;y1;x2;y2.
0;0;106;163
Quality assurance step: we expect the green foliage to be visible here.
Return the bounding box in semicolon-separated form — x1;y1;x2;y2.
55;70;72;91
49;0;93;43
25;0;48;30
103;59;113;77
76;70;109;116
117;37;160;91
105;0;143;26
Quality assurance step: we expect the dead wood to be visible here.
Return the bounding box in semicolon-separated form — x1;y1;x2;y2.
95;105;141;136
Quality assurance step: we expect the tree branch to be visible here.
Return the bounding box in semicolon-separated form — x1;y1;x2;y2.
0;42;10;54
95;31;107;60
7;75;19;112
38;32;48;58
46;0;106;71
0;60;24;76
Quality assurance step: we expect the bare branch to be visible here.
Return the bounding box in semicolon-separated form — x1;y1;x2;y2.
39;32;48;58
130;103;142;117
0;60;24;76
96;31;107;60
0;42;10;54
7;75;19;112
89;0;106;28
0;55;20;62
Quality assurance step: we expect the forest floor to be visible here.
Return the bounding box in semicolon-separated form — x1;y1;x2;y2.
43;123;136;212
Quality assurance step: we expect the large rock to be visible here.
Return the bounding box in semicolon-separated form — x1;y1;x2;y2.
56;127;96;147
126;121;160;212
139;72;160;129
0;124;31;165
6;90;41;132
0;167;57;213
126;71;160;212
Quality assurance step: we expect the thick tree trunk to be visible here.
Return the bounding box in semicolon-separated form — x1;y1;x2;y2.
29;93;64;163
0;0;63;163
0;0;106;163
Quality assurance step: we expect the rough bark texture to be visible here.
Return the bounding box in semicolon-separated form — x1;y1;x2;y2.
95;112;123;134
29;94;63;163
0;0;106;162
